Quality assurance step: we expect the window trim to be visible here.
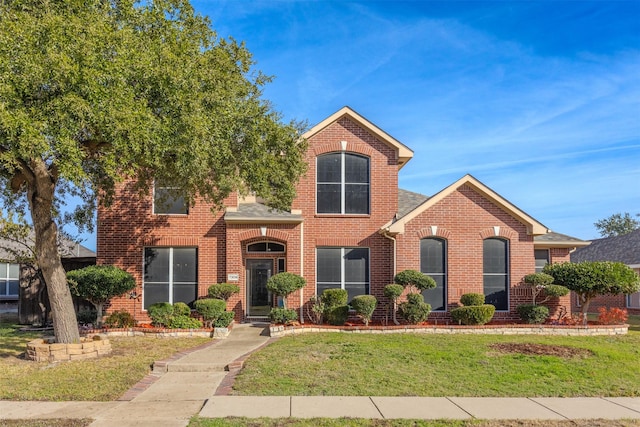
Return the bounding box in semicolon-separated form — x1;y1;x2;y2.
420;237;447;312
534;249;550;273
142;246;198;310
316;152;370;215
483;237;509;312
0;262;19;298
315;247;370;298
152;181;188;215
246;241;286;253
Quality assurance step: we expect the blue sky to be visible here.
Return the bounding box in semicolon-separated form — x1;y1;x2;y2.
84;1;640;249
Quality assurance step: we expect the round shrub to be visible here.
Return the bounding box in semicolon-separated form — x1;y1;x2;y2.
350;295;377;326
194;298;226;324
517;304;549;324
394;270;436;291
544;284;570;298
269;307;298;324
399;293;431;324
173;302;191;317
104;310;135;328
326;305;349;326
450;305;495;325
208;283;240;301
214;311;235;328
384;284;404;301
460;293;485;306
148;302;174;327
322;288;348;308
266;272;306;308
168;315;202;329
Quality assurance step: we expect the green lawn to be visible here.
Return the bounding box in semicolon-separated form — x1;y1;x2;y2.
233;329;640;397
0;320;210;401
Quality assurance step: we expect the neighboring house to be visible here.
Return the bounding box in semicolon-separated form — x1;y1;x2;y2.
97;107;589;323
571;229;640;315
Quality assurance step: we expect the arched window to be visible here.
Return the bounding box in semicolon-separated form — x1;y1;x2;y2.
483;238;508;311
420;238;447;311
317;153;370;214
247;242;285;253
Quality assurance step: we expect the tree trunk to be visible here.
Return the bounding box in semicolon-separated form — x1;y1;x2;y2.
580;296;590;326
26;159;79;343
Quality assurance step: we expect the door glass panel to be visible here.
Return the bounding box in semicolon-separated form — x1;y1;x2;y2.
247;260;272;316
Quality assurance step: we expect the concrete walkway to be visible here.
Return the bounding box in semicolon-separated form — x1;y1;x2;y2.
1;322;640;426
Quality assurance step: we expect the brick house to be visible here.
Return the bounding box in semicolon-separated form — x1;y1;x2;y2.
97;107;589;323
571;230;640;315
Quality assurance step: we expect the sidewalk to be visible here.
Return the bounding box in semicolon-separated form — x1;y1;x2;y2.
1;322;639;426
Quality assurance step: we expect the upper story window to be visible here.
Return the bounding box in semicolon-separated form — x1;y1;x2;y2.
420;238;447;311
247;242;286;253
317;153;370;215
153;180;188;215
483;238;509;311
0;263;19;299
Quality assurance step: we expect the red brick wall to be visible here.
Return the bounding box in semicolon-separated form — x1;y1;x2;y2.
396;184;538;321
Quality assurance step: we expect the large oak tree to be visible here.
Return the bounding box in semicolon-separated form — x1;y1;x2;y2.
0;0;307;343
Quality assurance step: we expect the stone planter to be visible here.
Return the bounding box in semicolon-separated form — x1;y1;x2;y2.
26;335;112;362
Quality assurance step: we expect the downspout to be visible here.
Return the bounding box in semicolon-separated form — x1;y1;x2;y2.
299;222;304;323
381;229;397;279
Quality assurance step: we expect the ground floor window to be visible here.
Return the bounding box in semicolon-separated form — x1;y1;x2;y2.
0;263;19;299
534;249;549;273
143;247;197;309
628;292;640;309
316;247;369;302
483;238;508;311
420;238;447;311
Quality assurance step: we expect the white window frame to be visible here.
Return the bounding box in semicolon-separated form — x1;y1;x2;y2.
315;247;370;297
0;263;19;298
534;249;550;273
420;237;447;312
142;247;197;310
152;181;188;215
483;238;510;312
316;152;370;215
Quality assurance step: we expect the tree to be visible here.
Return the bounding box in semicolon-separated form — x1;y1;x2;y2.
594;213;640;237
543;261;640;323
522;273;569;305
67;265;136;327
266;272;306;309
0;1;307;343
383;284;404;325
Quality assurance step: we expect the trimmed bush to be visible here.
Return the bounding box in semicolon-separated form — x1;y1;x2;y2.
194;298;227;327
517;304;550;324
460;293;484;306
450;305;495;325
148;302;174;327
394;270;436;292
269;307;298;324
173;302;191;317
104;310;135;328
266;272;306;309
208;283;240;301
168;315;202;329
214;311;235;328
384;284;404;325
399;293;431;324
322;288;348;308
326;305;349;326
351;295;377;326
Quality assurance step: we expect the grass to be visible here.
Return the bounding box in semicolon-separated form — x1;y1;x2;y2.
233;329;640;397
0;319;210;401
188;418;640;427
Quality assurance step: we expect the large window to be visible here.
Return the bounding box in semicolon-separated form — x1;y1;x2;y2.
143;247;197;309
153;181;188;215
317;247;369;301
317;153;370;214
420;238;447;311
534;249;549;273
0;263;19;299
483;238;508;311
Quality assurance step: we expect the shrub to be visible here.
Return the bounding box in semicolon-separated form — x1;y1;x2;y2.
598;307;628;325
522;273;568;305
384;284;404;325
306;295;325;325
399;293;431;324
350;295;377;326
194;298;227;327
516;304;550;324
168;315;202;329
269;307;298;324
148;302;174;327
104;310;135;328
326;305;349;326
460;293;484;306
266;272;306;309
450;305;495;325
76;309;97;325
214;311;235;328
394;270;436;292
322;288;348;308
173;302;191;317
208;283;240;301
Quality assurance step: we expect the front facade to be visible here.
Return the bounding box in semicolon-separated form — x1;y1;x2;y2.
97;107;588;323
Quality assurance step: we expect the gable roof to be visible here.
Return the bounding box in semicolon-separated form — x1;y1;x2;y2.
383;174;549;236
398;189;429;220
534;231;590;248
571;229;640;266
302;106;414;169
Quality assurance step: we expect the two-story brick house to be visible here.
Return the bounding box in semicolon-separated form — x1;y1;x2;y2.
97;107;589;323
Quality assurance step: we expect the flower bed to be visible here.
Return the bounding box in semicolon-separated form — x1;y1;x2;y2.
269;322;629;338
80;321;233;339
26;334;111;362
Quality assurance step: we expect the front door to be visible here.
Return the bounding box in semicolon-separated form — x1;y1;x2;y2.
246;259;272;316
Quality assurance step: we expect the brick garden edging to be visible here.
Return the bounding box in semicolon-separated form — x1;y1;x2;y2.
80;322;233;339
26;335;112;362
269;323;629;338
